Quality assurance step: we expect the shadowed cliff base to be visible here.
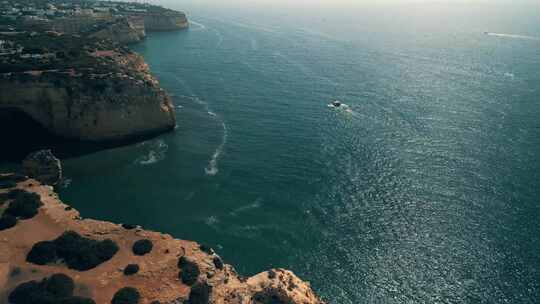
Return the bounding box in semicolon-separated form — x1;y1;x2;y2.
0;107;176;162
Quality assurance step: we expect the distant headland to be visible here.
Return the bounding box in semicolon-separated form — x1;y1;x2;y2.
0;0;189;159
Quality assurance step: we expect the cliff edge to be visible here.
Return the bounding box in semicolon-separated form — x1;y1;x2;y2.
0;33;176;143
0;175;325;304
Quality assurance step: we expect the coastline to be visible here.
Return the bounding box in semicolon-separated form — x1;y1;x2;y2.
0;175;325;304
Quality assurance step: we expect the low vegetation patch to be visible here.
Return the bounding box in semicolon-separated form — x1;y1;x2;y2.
111;287;140;304
8;273;96;304
123;264;140;276
178;257;200;286
26;231;119;271
188;282;212;304
132;239;153;256
212;256;224;270
199;244;214;255
121;224;137;230
251;287;292;304
0;174;26;189
4;190;42;219
0;214;18;231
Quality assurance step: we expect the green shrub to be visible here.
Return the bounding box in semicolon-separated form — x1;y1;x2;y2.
0;174;27;189
111;287;140;304
0;193;9;205
179;258;200;286
132;239;153;256
188;282;212;304
7;189;29;199
26;231;119;271
59;297;97;304
4;191;42;219
177;256;188;268
8;273;96;304
55;231;119;271
0;180;16;189
212;256;224;270
199;244;214;255
121;224;137;230
251;287;290;304
44;273;74;298
26;241;58;265
123;264;140;276
0;214;18;231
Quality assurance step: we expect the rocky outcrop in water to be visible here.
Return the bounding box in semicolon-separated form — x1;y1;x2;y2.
0;176;325;304
22;150;62;186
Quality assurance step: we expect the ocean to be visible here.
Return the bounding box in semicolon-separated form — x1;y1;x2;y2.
55;2;540;303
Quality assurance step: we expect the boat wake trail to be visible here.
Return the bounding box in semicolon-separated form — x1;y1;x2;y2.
189;20;207;31
214;29;224;48
230;198;263;216
135;139;169;166
485;32;540;41
205;122;228;176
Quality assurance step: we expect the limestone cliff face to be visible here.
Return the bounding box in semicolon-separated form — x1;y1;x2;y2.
0;50;175;143
89;18;146;44
0;177;326;304
142;12;189;31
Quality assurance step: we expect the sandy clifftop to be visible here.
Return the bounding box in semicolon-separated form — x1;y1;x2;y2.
0;176;325;304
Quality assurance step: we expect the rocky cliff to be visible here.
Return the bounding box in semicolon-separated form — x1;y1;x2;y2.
138;12;189;31
0;175;325;304
88;18;146;45
0;34;175;143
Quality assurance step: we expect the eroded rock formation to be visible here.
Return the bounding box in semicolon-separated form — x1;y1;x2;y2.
0;176;325;304
22;150;62;186
88;18;146;44
0;34;176;143
138;12;189;31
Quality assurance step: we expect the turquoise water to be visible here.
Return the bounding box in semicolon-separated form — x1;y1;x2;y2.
57;3;540;303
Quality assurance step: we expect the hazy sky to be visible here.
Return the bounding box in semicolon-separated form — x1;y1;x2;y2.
155;0;539;11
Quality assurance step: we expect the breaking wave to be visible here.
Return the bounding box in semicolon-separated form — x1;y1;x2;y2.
60;178;72;189
135;139;169;166
205;122;228;176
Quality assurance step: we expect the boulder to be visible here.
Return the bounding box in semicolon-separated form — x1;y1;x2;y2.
22;150;62;185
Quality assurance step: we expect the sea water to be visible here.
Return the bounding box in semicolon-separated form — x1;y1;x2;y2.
58;2;540;303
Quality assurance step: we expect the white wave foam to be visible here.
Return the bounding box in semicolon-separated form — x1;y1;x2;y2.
250;38;258;51
205;215;220;227
189;20;207;31
205;122;228;176
60;178;72;188
328;102;355;115
214;29;224;48
230;198;263;216
135;139;169;166
485;32;540;41
504;72;515;78
207;111;217;117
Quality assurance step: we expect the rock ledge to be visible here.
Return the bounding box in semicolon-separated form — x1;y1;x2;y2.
0;176;325;304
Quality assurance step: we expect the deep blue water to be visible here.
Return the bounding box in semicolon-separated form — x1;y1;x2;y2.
57;3;540;303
